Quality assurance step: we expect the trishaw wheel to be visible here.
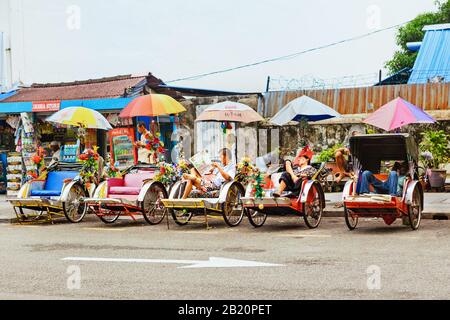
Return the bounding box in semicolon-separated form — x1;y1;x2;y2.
142;183;168;225
18;208;45;221
63;183;88;223
98;204;121;224
344;205;358;230
303;183;323;229
246;208;267;228
222;183;244;227
171;209;193;226
408;187;422;230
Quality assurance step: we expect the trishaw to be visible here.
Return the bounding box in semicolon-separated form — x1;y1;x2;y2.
241;163;327;228
83;164;168;224
8;162;92;223
342;134;423;231
161;180;246;228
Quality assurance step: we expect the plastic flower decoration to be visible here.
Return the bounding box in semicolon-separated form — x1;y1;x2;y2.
153;162;177;186
144;131;166;163
236;157;255;185
78;146;100;185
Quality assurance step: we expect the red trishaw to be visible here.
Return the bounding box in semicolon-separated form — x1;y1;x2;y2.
342;134;423;230
241;163;327;228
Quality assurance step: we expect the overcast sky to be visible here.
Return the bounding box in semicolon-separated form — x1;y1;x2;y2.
9;0;439;91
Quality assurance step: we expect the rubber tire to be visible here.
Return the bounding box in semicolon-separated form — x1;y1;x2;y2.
303;183;323;229
246;208;267;228
221;183;245;227
142;183;168;225
408;187;422;231
344;204;358;231
63;183;88;223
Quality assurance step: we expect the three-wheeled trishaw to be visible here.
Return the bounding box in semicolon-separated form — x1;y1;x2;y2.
8;162;92;223
241;163;326;228
342;134;423;230
161;179;246;228
83;164;168;224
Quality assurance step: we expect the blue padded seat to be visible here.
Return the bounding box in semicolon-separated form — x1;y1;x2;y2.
30;171;79;197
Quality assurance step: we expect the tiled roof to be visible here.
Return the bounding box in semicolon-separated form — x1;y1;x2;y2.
2;75;146;102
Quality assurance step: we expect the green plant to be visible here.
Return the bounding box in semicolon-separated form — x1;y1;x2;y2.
419;130;450;169
317;143;343;163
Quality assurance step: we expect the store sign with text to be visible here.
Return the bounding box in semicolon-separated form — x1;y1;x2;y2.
32;100;61;112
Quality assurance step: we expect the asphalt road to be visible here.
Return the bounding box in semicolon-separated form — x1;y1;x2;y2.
1;214;450;300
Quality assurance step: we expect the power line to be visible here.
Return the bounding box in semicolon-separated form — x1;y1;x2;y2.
166;20;412;84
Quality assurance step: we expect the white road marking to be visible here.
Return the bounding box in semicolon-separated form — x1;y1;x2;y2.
276;234;332;238
61;256;284;268
82;227;125;232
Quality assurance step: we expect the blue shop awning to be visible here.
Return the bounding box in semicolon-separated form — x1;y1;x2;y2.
0;97;133;114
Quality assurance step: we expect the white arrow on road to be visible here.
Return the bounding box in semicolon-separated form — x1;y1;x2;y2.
61;257;284;269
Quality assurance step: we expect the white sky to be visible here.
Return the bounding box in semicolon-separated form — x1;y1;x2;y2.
10;0;439;91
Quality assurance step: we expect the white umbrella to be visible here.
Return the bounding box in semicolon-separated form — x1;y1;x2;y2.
270;95;341;126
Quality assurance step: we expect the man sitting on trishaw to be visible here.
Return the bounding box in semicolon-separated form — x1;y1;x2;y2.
181;148;235;199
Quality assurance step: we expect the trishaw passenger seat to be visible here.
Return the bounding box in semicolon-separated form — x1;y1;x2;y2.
108;171;154;196
30;171;79;197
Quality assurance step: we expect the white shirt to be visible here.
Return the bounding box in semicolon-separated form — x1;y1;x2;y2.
211;162;236;188
138;131;151;163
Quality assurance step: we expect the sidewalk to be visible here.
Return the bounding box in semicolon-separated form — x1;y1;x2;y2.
1;193;449;223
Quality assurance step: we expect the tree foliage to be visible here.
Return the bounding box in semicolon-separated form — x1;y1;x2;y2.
385;0;450;75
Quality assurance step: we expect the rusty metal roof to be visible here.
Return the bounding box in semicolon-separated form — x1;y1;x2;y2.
2;74;146;102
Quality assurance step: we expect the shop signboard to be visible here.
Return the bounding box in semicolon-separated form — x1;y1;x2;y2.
109;127;137;170
32;100;61;112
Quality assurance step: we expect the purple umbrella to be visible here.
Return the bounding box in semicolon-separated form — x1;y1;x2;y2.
363;97;435;131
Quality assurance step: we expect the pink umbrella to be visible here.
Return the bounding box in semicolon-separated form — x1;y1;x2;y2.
195;101;264;124
363;97;435;131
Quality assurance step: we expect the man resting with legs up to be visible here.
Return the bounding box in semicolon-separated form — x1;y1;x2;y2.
182;148;236;199
273;146;317;198
359;161;408;196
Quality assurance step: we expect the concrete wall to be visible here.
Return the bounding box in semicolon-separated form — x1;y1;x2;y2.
182;94;450;164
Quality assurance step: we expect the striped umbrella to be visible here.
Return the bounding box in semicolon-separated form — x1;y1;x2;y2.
46;106;112;130
119;94;186;118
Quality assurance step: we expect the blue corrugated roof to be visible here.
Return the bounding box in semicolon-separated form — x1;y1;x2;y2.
0;97;132;114
408;24;450;84
0;90;18;102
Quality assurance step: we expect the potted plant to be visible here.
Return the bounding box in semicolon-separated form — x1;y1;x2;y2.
420;130;449;189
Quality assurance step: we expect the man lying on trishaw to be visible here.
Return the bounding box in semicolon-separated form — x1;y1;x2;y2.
242;146;326;228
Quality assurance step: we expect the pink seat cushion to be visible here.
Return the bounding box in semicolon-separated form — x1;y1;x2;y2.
124;172;154;188
109;186;141;195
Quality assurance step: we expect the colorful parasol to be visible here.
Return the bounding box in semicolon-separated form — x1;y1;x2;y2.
46;106;112;130
195;101;264;123
363;97;435;131
119;94;186;118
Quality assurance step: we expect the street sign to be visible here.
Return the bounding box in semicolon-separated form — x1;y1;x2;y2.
62;256;284;269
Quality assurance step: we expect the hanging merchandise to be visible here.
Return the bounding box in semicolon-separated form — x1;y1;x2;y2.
6;152;22;197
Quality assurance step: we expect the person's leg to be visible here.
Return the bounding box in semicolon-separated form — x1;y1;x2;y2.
274;172;293;197
360;170;382;194
182;180;193;199
383;171;398;196
285;160;298;182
